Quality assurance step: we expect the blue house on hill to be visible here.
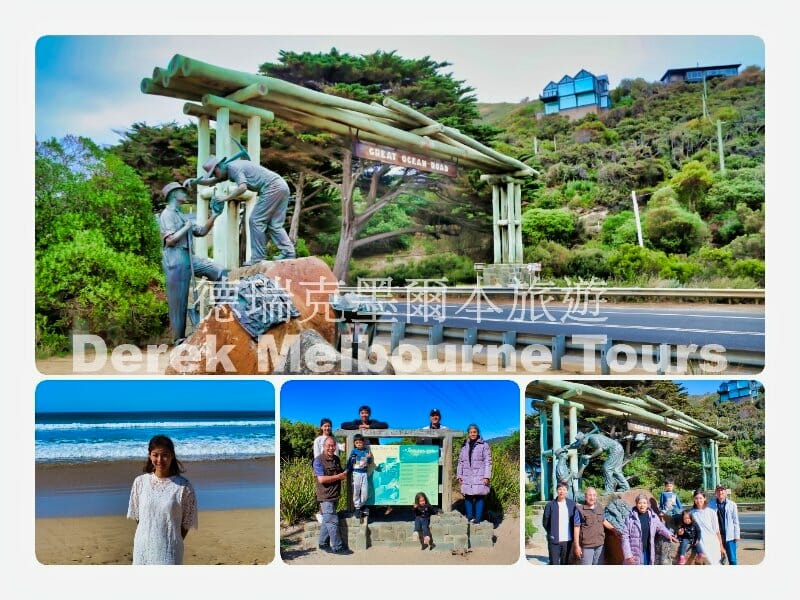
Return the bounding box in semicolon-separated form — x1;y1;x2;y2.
717;380;759;403
539;69;611;119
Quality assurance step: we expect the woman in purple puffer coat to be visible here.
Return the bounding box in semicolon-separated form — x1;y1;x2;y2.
621;493;678;564
457;424;492;524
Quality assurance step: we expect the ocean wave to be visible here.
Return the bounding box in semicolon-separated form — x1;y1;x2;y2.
36;437;275;462
36;420;275;431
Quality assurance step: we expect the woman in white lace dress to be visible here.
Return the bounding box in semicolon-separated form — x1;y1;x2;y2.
127;435;198;565
690;488;726;565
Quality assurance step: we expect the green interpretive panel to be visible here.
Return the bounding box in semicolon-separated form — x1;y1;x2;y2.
368;445;440;505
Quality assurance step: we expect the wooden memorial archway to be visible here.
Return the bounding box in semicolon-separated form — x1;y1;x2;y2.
141;54;537;274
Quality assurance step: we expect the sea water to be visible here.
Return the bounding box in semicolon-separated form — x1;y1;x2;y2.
35;411;275;517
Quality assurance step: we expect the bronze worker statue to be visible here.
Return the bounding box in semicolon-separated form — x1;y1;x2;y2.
159;182;227;345
568;429;630;494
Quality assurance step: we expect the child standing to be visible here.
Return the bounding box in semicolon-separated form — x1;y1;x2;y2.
676;509;704;564
413;492;439;550
659;477;683;516
347;434;373;519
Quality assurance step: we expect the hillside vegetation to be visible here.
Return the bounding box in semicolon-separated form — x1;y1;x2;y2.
471;67;765;287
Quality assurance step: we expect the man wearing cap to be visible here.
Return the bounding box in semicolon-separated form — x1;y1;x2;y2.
159;182;228;345
186;155;296;264
709;485;740;565
419;408;449;446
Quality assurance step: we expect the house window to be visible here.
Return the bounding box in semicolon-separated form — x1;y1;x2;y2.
559;95;577;109
574;77;594;93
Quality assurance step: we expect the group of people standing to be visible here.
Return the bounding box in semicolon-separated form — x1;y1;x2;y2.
543;477;741;566
309;406;493;555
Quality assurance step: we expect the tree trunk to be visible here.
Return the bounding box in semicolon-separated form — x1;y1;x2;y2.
333;150;355;282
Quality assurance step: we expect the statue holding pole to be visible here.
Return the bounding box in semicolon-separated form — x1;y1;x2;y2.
568;428;630;494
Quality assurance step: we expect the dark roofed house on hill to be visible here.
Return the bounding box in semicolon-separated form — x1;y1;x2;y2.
539;68;611;120
660;64;741;84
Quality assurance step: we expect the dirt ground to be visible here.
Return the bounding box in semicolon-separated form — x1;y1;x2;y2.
280;512;521;565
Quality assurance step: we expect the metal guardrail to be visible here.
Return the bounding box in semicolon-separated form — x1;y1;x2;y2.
339;285;765;302
370;320;764;374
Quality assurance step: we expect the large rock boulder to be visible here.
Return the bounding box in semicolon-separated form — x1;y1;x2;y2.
165;257;338;375
272;329;395;375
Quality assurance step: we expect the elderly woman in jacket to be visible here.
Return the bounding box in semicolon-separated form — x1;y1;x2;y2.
621;493;678;564
457;424;492;524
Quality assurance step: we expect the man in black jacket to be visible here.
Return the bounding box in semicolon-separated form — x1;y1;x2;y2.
542;480;577;565
340;405;389;446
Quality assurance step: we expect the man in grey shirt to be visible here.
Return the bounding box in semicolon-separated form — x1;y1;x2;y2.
187;155;296;264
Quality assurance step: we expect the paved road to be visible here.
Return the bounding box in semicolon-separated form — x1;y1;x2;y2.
740;511;765;539
384;302;764;353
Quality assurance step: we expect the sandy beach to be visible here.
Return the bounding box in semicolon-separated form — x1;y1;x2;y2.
36;508;274;565
36;457;275;565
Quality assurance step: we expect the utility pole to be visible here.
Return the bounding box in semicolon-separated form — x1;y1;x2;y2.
631;190;644;248
702;75;708;119
717;119;726;174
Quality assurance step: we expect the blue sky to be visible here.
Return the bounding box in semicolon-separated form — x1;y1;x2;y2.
280;379;520;440
35;35;764;146
35;380;274;413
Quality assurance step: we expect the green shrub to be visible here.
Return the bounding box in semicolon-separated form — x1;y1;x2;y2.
532;187;565;209
606;244;669;283
719;456;745;481
35;138;166;354
649;186;678;207
734;477;764;500
523;241;571;278
731;259;765;287
294;238;311;257
280;418;318;461
701;173;764;216
279;457;320;525
486;445;520;514
727;233;765;260
670;160;713;212
521;208;577;246
567;247;612;280
36;230;167;351
601;211;639;247
525;501;538;540
643;204;710;254
659;256;701;283
376;253;476;286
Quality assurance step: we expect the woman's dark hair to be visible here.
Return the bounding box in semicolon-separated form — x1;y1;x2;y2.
415;491;430;505
318;418;333;434
143;434;184;476
692;489;707;507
